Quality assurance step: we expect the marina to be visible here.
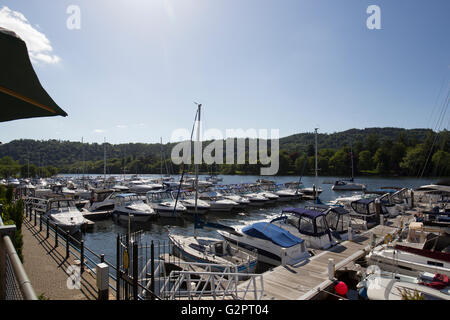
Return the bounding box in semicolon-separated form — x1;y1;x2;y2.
4;173;449;301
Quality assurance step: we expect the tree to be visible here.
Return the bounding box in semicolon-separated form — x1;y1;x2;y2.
431;150;450;177
329;149;348;176
400;145;427;176
358;150;373;171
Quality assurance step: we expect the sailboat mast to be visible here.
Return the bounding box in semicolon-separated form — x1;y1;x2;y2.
314;128;318;200
160;137;163;179
194;103;201;237
103;137;106;188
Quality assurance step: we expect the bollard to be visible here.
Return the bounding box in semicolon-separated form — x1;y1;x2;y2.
96;262;109;300
348;227;353;241
328;258;335;280
380;215;385;226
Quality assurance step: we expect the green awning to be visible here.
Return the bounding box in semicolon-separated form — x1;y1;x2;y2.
0;27;68;122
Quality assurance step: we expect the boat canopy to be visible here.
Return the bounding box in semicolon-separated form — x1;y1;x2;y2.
277;207;331;237
242;222;304;248
282;207;325;219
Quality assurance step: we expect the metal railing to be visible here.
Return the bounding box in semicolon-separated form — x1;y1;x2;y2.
0;206;37;300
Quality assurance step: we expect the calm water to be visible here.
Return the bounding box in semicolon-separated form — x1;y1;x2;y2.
61;174;435;265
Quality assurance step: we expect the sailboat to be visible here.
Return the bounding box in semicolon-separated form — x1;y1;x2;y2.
332;144;366;191
168;103;258;274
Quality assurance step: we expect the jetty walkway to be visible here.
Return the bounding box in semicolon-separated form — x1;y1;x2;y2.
22;217;104;300
238;211;416;300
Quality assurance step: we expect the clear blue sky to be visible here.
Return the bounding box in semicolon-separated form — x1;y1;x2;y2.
0;0;449;145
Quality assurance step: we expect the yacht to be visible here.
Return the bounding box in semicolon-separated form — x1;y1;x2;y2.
177;191;210;215
270;207;336;250
217;221;310;266
146;190;187;218
86;189;117;211
357;270;450;300
198;191;238;212
219;188;251;209
113;193;157;222
43;199;86;235
332;179;366;191
367;222;450;277
304;204;353;241
169;233;257;275
128;179;163;193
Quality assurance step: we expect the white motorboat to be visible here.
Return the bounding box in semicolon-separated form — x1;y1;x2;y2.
219;189;251;209
270;207;336;250
113;193;157;222
367;222;450;277
146;190;186;218
332;179;366;191
357;271;450;300
43;199;86;235
169;233;258;275
128;180;163;193
217;221;310;266
198;191;238;212
304;204;353;242
177;191;210;215
86;189;117;211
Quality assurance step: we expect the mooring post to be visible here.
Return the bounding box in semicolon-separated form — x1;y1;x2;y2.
380;214;385;226
96;262;109;300
328;258;335;280
348;226;353;241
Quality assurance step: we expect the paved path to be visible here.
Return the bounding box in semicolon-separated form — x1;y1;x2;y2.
21;218;99;300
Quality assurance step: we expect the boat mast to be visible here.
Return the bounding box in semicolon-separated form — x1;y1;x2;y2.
103;137;106;188
194;103;201;238
160;137;163;180
314;128;318;201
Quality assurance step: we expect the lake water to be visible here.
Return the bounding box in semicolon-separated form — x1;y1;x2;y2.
61;174;435;266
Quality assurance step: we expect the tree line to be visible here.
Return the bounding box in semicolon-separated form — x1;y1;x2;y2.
0;127;448;178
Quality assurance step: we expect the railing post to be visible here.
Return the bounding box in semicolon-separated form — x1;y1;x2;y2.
39;214;42;232
151;241;155;300
0;235;6;300
116;234;120;301
132;242;138;300
100;254;105;263
46;217;49;239
66;230;70;259
54;225;59;248
80;240;85;275
34;208;37;226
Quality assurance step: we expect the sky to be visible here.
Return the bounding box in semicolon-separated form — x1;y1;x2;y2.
0;0;449;145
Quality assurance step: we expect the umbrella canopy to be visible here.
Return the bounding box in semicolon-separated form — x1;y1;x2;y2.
0;27;67;122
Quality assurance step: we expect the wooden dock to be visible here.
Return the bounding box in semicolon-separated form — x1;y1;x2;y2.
237;213;415;300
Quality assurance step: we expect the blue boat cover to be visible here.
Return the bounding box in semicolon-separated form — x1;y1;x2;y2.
242;222;304;248
282;207;324;219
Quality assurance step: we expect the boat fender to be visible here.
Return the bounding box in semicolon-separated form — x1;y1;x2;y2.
384;234;392;244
